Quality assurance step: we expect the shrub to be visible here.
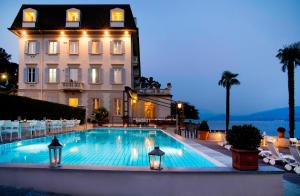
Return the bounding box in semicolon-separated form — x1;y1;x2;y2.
277;127;286;133
226;124;262;150
93;107;109;123
198;120;209;131
0;94;85;122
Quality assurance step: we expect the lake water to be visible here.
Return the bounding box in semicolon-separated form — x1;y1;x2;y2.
206;120;300;138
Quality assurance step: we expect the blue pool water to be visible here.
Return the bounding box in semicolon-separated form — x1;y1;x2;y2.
0;128;217;168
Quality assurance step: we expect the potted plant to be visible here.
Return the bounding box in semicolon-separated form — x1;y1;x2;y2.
277;127;286;138
93;107;109;126
227;125;262;170
198;120;210;140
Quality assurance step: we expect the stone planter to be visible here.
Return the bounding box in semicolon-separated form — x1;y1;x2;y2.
198;131;209;140
231;148;259;171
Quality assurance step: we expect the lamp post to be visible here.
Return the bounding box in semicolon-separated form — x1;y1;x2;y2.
176;102;183;134
48;136;63;168
148;146;165;170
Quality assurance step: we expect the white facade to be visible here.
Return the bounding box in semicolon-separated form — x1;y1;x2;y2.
12;5;172;122
18;33;133;119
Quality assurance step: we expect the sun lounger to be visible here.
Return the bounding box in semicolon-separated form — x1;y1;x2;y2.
263;140;294;166
284;138;300;174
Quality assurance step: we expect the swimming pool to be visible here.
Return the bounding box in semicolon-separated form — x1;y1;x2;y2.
0;128;219;168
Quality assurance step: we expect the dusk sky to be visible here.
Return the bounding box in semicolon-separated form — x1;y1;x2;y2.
1;0;299;115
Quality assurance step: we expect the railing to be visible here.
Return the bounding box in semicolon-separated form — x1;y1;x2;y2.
62;81;84;91
65;21;80;28
136;88;171;95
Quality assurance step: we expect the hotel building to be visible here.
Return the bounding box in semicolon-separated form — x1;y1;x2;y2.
9;4;172;122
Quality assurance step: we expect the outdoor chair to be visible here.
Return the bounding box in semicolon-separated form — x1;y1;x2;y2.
284;138;300;174
1;120;20;141
263;140;294;166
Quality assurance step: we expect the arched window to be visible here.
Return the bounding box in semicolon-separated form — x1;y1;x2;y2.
110;8;124;27
66;8;80;27
22;8;37;27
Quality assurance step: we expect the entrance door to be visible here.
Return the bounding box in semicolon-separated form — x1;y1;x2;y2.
144;102;155;119
69;98;79;107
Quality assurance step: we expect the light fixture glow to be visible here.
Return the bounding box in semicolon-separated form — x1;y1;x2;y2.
124;31;129;35
83;30;87;35
21;31;26;36
60;31;65;35
104;30;109;36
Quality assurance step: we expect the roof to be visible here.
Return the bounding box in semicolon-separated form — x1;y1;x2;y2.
9;4;137;30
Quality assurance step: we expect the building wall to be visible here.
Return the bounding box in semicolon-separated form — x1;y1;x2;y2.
18;33;132;117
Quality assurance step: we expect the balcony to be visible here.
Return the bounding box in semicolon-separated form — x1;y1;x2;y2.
65;21;80;28
137;88;171;96
62;81;84;92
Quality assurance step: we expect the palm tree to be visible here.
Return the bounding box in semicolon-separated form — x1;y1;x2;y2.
276;42;300;138
218;71;240;133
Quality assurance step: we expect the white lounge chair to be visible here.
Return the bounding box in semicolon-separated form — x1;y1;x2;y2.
284;138;300;174
263;140;293;166
1;120;20;141
217;133;232;150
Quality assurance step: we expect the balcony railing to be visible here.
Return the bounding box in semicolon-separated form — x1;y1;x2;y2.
62;81;84;91
137;88;171;95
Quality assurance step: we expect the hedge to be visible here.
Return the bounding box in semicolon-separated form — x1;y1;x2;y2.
0;94;85;122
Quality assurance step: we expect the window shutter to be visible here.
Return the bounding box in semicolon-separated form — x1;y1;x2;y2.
24;41;29;54
57;41;60;54
88;41;92;54
45;40;49;54
45;68;49;83
57;68;60;83
98;68;103;84
110;68;114;84
35;67;39;83
78;68;82;82
99;41;103;54
88;68;92;84
110;41;114;54
65;67;70;81
122;41;125;54
36;41;40;54
23;67;28;83
121;68;126;84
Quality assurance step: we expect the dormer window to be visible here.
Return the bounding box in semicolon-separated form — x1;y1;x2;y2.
66;8;80;28
22;8;37;28
110;8;124;27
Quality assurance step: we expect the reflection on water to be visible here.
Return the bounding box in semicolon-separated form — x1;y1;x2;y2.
0;129;216;167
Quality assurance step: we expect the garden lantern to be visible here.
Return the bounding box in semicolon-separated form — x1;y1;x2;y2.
148;146;165;170
48;136;63;168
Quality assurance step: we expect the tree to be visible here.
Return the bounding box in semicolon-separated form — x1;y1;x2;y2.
276;42;300;138
0;48;18;92
218;71;240;133
171;102;199;119
139;76;161;89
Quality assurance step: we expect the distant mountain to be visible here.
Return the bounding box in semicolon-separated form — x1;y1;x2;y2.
202;106;300;121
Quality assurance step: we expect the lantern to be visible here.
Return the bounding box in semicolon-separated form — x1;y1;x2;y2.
148;146;165;170
48;136;63;168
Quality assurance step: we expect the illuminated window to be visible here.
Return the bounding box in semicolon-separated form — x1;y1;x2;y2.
48;68;57;83
67;9;80;22
112;40;123;55
144;102;155;119
114;98;122;115
92;98;100;110
91;41;100;54
28;41;37;55
91;68;98;83
48;41;58;54
23;8;37;22
69;40;79;55
111;9;124;22
69;98;78;107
